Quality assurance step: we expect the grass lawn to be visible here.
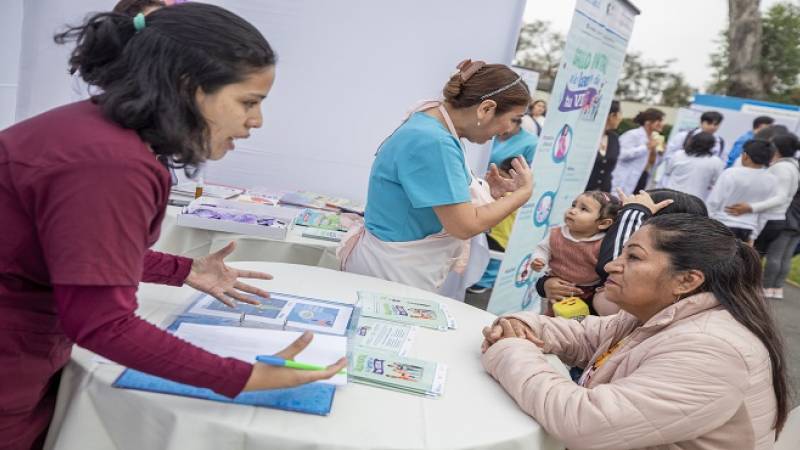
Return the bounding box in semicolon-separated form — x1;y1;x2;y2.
790;255;800;287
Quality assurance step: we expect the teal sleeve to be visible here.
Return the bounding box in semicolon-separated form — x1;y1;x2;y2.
525;134;539;164
396;135;471;209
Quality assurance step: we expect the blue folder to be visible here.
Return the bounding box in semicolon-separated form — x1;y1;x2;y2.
112;315;337;416
113;369;336;416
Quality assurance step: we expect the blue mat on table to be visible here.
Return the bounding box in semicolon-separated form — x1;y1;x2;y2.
113;370;336;416
112;315;336;416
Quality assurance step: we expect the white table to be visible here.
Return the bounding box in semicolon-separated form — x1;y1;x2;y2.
44;262;567;450
155;206;489;301
154;206;341;268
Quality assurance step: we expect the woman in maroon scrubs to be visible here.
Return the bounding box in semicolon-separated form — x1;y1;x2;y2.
0;4;345;449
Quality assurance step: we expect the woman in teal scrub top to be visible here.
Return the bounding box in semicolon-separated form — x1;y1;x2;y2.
339;60;534;292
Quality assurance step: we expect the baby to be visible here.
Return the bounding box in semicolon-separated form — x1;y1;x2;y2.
532;191;621;312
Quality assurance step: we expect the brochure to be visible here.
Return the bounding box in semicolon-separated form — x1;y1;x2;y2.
294;209;348;232
183;291;355;336
357;291;449;331
301;228;345;242
171;181;243;199
348;348;446;397
350;317;416;356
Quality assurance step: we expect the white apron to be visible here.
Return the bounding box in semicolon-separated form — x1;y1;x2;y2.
337;100;493;293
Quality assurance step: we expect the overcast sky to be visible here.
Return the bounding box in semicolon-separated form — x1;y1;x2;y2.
523;0;789;92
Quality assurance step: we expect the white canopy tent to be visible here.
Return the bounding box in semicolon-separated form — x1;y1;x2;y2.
4;0;528;202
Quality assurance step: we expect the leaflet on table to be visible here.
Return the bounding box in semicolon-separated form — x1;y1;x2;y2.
301;228;346;242
237;186;284;206
348;348;446;397
171;181;243;199
294;209;349;232
182;291;356;336
357;291;449;331
350;317;416;356
279;191;337;211
280;191;365;215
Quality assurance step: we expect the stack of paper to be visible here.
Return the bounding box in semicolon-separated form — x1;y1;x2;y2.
174;323;349;385
279;191;365;215
294;209;348;232
171;181;243;199
183;292;355;336
347;348;446;397
357;291;454;331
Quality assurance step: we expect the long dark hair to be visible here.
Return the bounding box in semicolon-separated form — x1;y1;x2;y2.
646;188;708;216
632;108;664;126
645;214;790;437
54;3;275;166
684;131;716;157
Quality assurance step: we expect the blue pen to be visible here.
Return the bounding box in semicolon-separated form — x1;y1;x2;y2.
256;355;347;375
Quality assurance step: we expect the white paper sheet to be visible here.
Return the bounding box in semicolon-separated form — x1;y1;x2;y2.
174;323;348;385
351;318;417;356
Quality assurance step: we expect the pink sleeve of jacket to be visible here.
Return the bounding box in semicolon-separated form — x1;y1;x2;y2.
504;312;626;368
481;333;749;450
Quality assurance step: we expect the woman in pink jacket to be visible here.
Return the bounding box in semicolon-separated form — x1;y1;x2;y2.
481;214;789;450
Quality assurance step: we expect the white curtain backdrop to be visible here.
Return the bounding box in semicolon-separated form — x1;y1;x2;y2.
10;0;527;202
0;0;24;130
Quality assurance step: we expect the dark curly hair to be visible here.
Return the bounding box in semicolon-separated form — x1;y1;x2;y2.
54;2;275;167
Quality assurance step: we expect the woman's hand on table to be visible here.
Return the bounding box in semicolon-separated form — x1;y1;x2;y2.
243;331;347;391
616;189;673;215
485;156;534;199
185;241;273;307
481;318;543;353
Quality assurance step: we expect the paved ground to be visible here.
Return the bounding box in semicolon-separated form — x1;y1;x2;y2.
466;282;800;408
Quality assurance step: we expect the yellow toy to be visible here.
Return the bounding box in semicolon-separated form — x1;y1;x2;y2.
553;296;590;321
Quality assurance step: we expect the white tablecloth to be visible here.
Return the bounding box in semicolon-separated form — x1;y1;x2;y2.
154;206;341;268
44;262;567;450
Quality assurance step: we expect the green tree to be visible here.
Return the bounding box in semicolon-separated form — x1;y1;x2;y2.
709;1;800;104
513;20;565;92
760;2;800;102
514;21;693;107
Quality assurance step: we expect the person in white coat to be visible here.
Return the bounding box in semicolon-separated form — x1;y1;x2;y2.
611;108;665;195
726;133;800;300
662;131;724;201
664;110;725;161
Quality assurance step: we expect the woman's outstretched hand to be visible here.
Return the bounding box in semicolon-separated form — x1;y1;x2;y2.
185;242;273;307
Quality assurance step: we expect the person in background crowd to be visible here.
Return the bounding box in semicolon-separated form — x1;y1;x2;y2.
339;60;533;294
487;111;538;167
727;116;775;168
481;214;789;450
0;5;346;449
468;156;525;294
610;108;665;195
665;110;726;160
585;100;621;193
661;131;724;201
521;99;546;136
726;133;800;300
706;140;778;243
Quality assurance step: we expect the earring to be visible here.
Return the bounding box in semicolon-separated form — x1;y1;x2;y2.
477;121;481;126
